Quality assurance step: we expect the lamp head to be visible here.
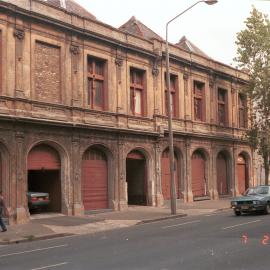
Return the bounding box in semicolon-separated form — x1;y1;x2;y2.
204;0;218;5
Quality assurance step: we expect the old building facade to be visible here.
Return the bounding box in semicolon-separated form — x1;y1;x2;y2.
0;0;253;224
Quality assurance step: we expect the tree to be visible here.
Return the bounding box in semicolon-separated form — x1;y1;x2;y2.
235;7;270;184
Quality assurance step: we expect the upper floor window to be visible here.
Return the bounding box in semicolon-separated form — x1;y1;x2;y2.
217;88;228;126
87;56;106;110
194;81;205;122
130;68;145;116
238;94;247;128
165;74;178;117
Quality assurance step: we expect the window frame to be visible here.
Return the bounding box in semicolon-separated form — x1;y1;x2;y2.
165;73;178;118
217;88;228;126
238;93;247;128
193;81;205;122
130;67;146;116
87;56;107;111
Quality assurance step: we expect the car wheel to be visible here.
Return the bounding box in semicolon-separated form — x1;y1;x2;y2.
234;210;241;216
264;204;270;215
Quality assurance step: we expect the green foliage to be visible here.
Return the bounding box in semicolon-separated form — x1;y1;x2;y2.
235;7;270;184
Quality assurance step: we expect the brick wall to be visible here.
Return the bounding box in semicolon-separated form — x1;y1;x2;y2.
35;41;61;103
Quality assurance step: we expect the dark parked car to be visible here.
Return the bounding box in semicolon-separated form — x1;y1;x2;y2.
231;185;270;216
27;192;50;210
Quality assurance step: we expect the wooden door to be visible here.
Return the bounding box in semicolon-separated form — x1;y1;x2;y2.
161;150;180;200
82;148;108;210
28;145;60;170
192;152;206;197
237;155;248;194
217;153;228;195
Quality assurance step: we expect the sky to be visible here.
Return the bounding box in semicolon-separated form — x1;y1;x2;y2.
75;0;270;67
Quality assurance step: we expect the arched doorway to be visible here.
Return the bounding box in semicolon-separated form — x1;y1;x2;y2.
192;150;207;198
237;154;249;194
126;150;147;205
27;144;61;212
161;148;180;200
81;147;108;211
217;152;229;195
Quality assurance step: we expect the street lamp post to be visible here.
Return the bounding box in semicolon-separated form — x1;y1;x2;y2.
165;0;218;215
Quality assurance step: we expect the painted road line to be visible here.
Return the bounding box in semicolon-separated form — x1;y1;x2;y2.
0;244;68;258
30;262;68;270
162;220;201;229
222;220;261;230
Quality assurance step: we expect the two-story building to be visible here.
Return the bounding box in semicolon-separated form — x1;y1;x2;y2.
0;0;252;224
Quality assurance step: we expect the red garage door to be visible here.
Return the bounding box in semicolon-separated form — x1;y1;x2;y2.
28;145;60;170
237;155;248;194
161;150;180;200
217;152;228;195
192;151;206;197
82;148;108;210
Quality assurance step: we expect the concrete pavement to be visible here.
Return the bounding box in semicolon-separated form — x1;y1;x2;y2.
0;198;231;245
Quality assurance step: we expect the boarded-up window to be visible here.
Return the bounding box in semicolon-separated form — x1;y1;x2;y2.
194;81;205;121
130;68;145;116
35;42;61;103
87;57;106;110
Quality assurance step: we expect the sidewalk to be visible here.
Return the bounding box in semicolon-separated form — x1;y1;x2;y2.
0;199;231;245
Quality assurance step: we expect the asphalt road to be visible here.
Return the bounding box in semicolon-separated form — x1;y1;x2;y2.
0;210;270;270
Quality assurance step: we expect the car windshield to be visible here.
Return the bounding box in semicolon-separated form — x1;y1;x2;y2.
245;186;269;195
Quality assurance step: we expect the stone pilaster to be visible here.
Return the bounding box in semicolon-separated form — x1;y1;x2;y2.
185;139;193;202
211;145;219;199
233;146;238;196
231;79;237;128
155;142;163;206
70;44;81;107
152;55;161;115
115;49;124;114
118;140;128;210
72;137;83;216
15;131;28;223
183;71;191;121
14;28;25;98
209;75;216;124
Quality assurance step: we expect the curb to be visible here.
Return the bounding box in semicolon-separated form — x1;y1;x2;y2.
137;213;187;224
0;233;73;245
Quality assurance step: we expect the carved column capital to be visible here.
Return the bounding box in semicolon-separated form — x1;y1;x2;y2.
183;72;189;81
70;44;80;55
152;56;161;77
15;131;24;140
152;67;159;77
13;29;25;40
115;57;124;67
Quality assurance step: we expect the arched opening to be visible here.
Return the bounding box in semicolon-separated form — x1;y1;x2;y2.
217;152;229;196
161;148;180;200
192;150;207;198
237;154;249;194
126;150;147;205
27;144;61;213
82;146;108;211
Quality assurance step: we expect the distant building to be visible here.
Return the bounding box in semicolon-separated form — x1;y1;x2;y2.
0;0;252;224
